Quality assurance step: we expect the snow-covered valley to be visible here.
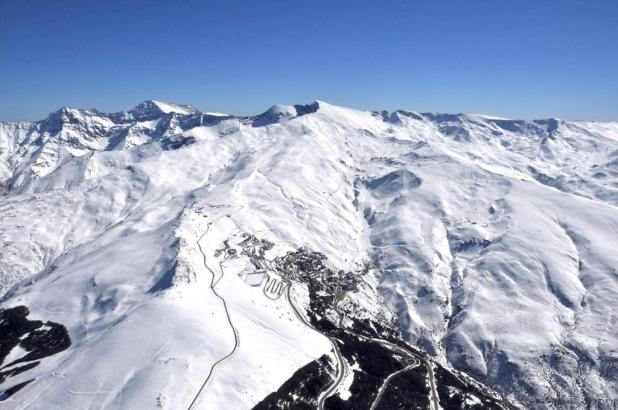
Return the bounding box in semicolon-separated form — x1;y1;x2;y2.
1;100;617;409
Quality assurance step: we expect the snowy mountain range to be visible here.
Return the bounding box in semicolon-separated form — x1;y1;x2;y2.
1;100;617;409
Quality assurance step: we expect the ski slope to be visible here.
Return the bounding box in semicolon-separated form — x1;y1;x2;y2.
1;100;617;409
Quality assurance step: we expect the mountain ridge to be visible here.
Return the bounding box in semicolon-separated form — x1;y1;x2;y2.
1;101;617;409
11;99;612;127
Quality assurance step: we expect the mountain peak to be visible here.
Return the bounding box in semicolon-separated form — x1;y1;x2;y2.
47;106;84;118
1;99;617;409
39;106;103;133
127;100;200;121
252;101;320;126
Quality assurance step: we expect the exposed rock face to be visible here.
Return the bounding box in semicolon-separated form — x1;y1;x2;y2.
0;101;617;408
1;306;71;400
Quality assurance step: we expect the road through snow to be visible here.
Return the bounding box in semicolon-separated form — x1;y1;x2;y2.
348;331;440;410
284;286;345;410
187;223;240;410
369;362;419;410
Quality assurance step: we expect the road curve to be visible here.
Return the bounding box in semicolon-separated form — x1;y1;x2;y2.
284;286;344;410
316;340;344;410
348;331;440;410
187;224;240;410
424;358;440;410
369;362;419;410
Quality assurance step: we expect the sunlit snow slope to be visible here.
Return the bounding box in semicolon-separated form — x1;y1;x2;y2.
1;100;617;409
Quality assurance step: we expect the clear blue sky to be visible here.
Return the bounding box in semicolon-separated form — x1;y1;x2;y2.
1;0;617;121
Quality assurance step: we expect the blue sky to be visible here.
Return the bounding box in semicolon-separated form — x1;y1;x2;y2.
1;0;617;121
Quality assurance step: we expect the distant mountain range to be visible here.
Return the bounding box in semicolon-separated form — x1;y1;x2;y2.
1;100;617;409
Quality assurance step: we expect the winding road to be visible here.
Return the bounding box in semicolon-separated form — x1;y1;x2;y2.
284;286;345;410
186;223;240;410
369;362;419;410
187;222;439;410
348;331;440;410
425;359;440;410
316;340;344;410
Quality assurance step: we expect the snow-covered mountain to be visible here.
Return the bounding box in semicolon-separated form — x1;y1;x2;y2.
1;100;617;409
